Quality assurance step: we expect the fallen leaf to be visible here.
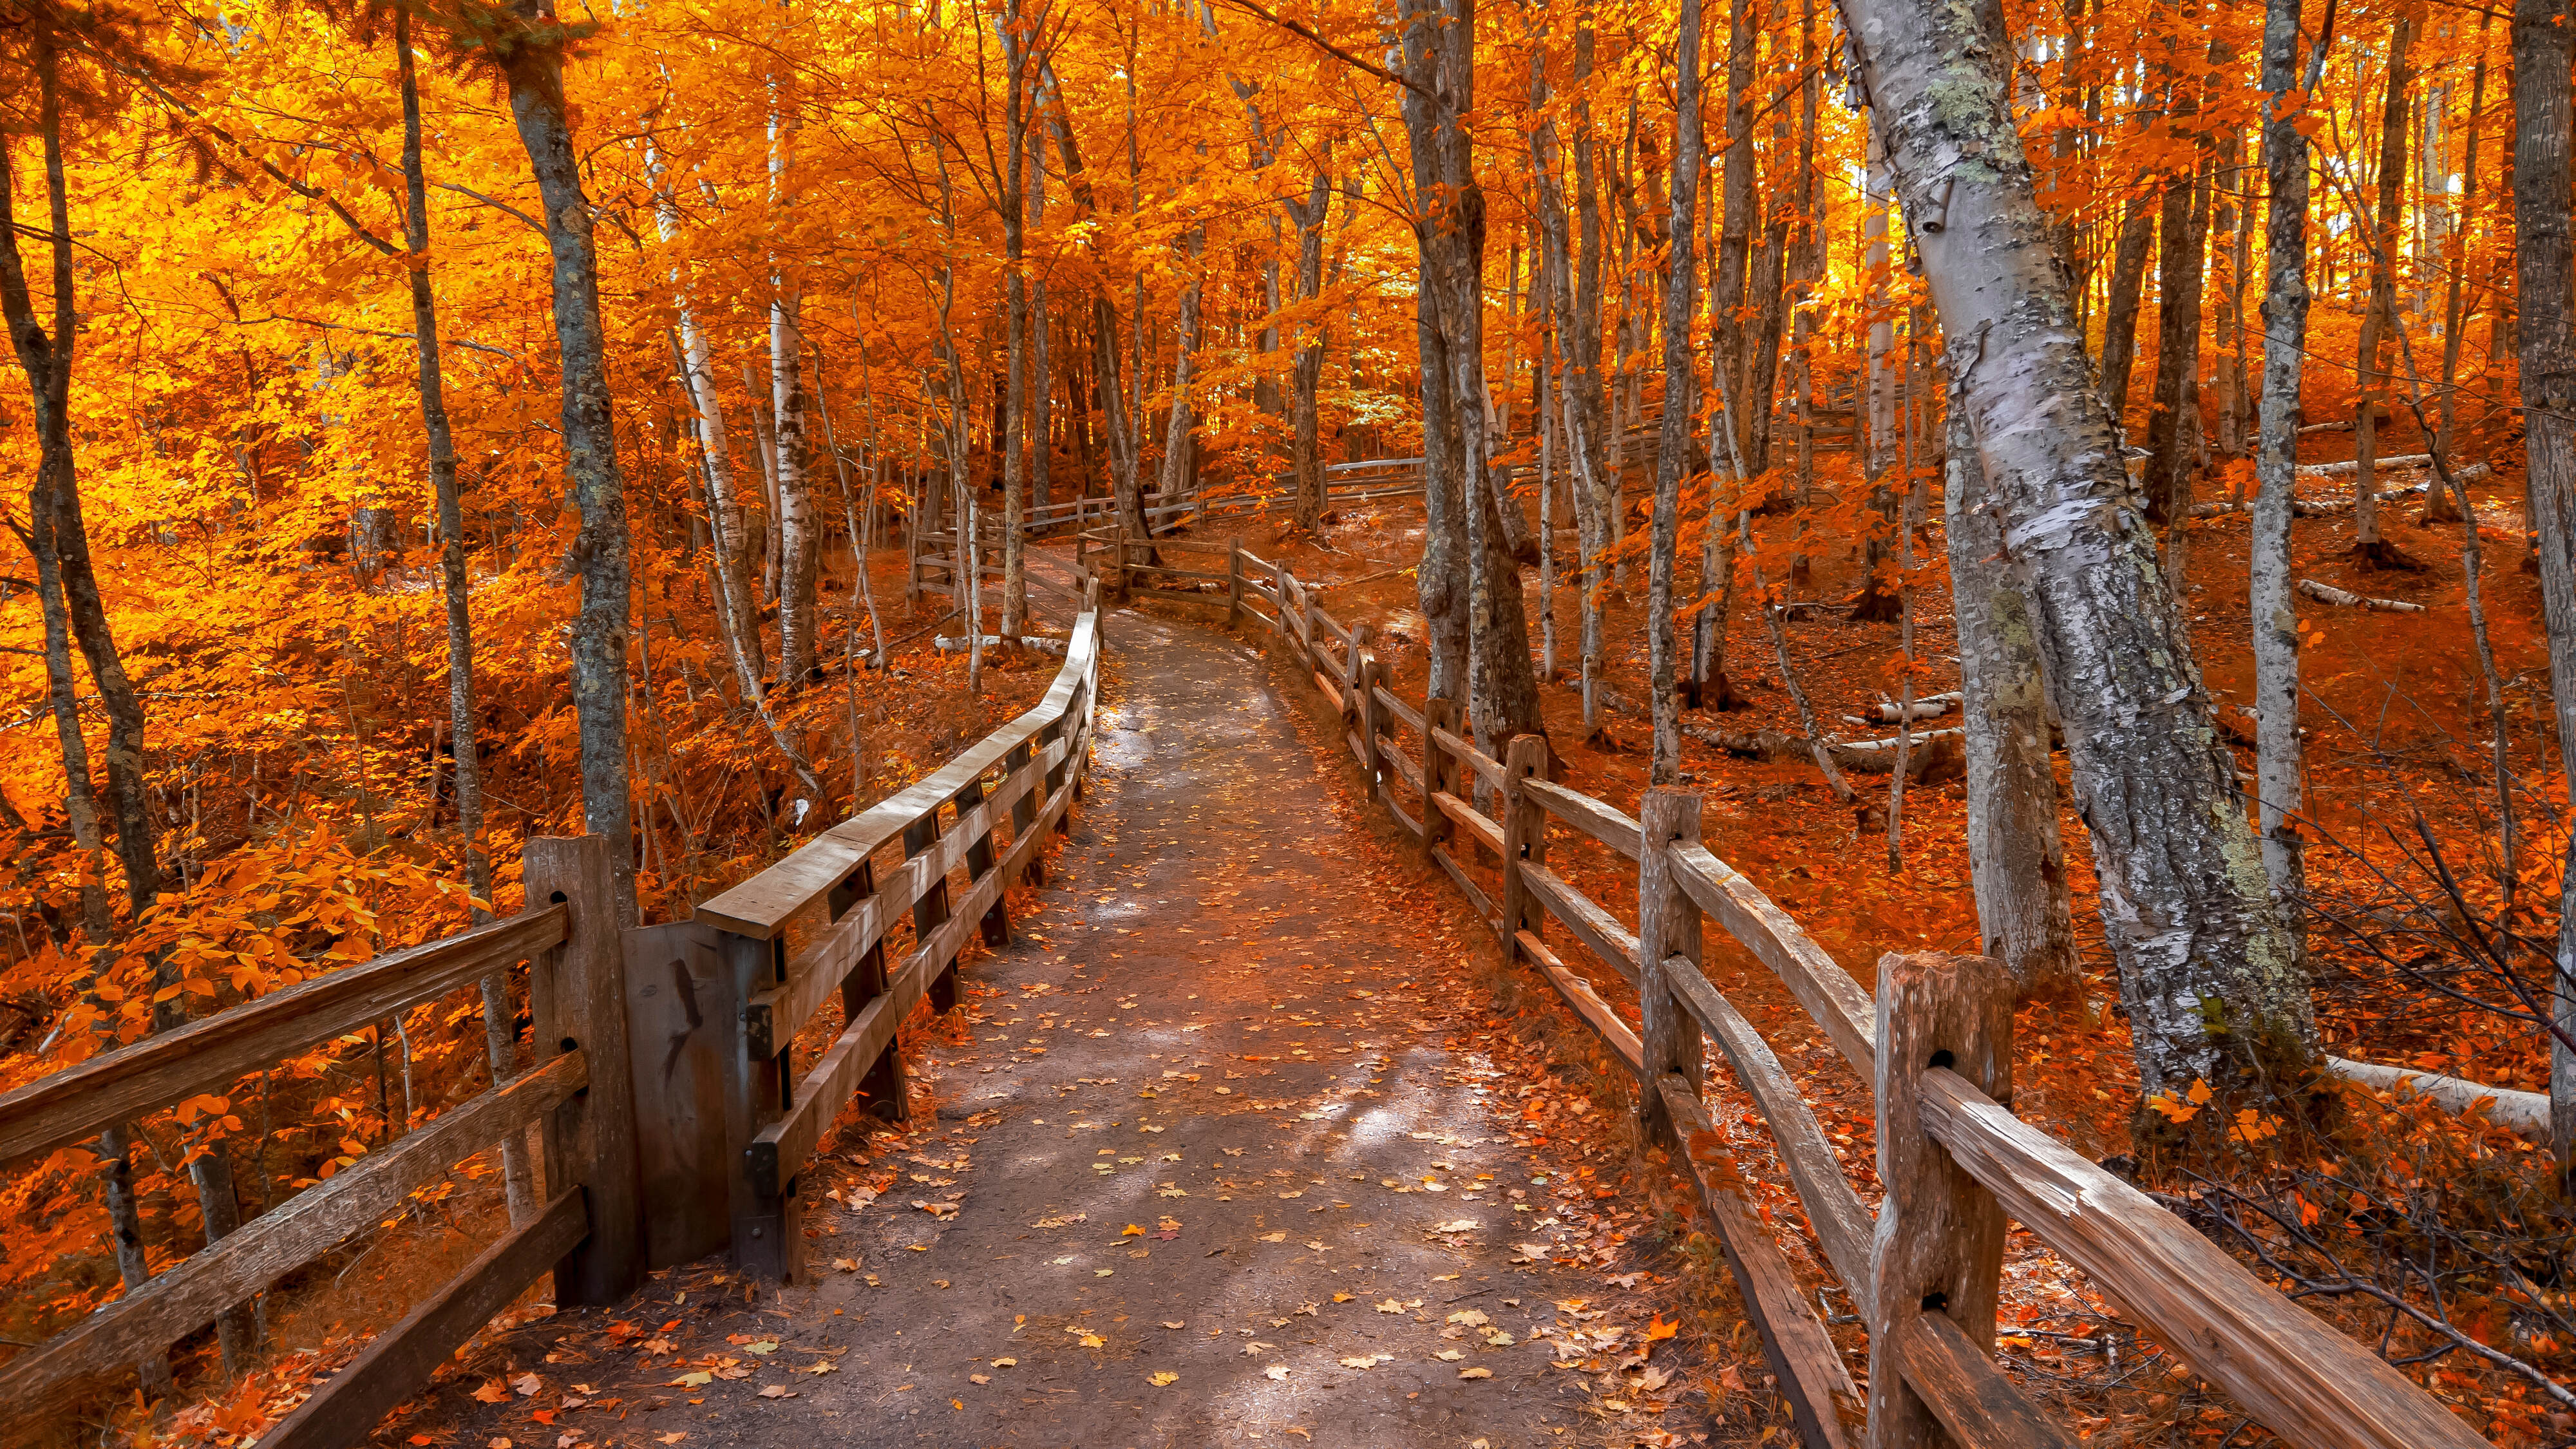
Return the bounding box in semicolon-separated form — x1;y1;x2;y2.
992;1357;1018;1368
1435;1349;1466;1362
473;1381;511;1405
1149;1370;1179;1386
1338;1354;1393;1369
1374;1300;1406;1314
744;1340;779;1354
1160;1321;1186;1329
513;1373;544;1397
1459;1366;1493;1379
969;1374;990;1385
799;1360;839;1376
656;1435;688;1446
1447;1309;1490;1327
756;1385;797;1399
1643;1314;1680;1341
1122;1224;1146;1236
1257;1231;1287;1243
1432;1219;1480;1234
667;1372;713;1388
1265;1365;1292;1381
831;1258;860;1273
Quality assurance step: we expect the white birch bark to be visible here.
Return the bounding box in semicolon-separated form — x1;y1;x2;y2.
1839;0;2314;1097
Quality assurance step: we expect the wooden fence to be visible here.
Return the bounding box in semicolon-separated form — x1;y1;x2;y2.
0;837;639;1449
0;577;1108;1444
1216;542;2491;1449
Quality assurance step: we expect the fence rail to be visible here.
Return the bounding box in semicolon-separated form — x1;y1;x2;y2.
0;838;639;1449
1225;540;2492;1449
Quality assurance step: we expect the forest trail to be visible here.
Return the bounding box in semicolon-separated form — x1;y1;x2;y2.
412;561;1710;1448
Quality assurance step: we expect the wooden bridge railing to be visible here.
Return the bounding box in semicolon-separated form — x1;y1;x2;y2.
656;571;1107;1282
1218;542;2490;1449
0;574;1106;1441
0;836;640;1449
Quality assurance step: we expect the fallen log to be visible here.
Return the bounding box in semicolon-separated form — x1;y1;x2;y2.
2323;1056;2548;1141
2295;578;2427;614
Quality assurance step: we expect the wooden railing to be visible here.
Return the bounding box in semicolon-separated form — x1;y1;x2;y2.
648;572;1108;1281
1224;542;2492;1449
0;836;640;1449
0;574;1106;1440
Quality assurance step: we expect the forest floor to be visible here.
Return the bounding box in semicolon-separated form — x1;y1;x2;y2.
372;562;1763;1449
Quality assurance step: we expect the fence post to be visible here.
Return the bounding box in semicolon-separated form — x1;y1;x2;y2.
1868;950;2013;1449
1634;792;1706;1145
1227;535;1245;628
1074;527;1088;583
1006;739;1043;886
521;835;645;1306
1354;647;1385;797
1499;735;1550;959
1421;696;1459;869
954;772;1010;950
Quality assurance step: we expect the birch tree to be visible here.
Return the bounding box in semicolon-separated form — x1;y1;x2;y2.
1838;0;2315;1098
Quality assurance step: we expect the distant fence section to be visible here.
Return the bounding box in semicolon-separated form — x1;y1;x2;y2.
1220;541;2492;1449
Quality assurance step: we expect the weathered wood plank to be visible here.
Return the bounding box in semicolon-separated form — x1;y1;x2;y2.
1431;791;1506;859
1662;954;1873;1309
1523;778;1643;859
0;905;567;1169
523;836;644;1307
1428;724;1508;790
1500;737;1550;954
254;1189;591;1449
1515;932;1643;1075
1376;773;1424;840
747;722;1086;1200
1889;1312;2078;1449
1918;1068;2493;1449
0;1054;586;1432
620;919;730;1270
748;741;1065;1054
697;611;1099;939
1658;1074;1862;1449
1518;861;1640;980
1372;685;1425;735
1667;842;1877;1075
1870;951;2013;1449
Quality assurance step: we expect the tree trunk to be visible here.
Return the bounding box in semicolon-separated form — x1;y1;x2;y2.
2252;0;2316;929
2146;133;2211;522
1649;0;1709;785
769;40;819;687
1945;406;2081;1001
2098;196;2155;427
1570;17;1612;724
1001;0;1030;639
2353;13;2417;564
2510;0;2576;1177
401;13;532;1224
503;0;636;923
1404;0;1472;702
1841;0;2315;1100
1852;132;1902;622
1030;119;1053;513
1288;164;1332;533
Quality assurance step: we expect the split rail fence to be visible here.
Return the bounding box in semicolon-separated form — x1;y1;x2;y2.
1193;542;2491;1449
0;578;1107;1445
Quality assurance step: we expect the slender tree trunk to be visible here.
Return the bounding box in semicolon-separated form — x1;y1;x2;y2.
1030;118;1053;513
2431;19;2490;473
1405;0;1471;702
1288;164;1332;533
1789;0;1821;585
1851;132;1902;621
1945;405;2081;1001
2145;66;2213;524
1649;0;1709;784
1842;0;2315;1100
401;13;531;1224
2099;197;2155;426
2510;0;2576;1177
1001;0;1030;639
768;15;819;687
2253;0;2320;928
1570;13;1612;717
2353;14;2418;565
502;0;636;921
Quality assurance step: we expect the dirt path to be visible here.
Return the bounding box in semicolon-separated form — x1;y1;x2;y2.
399;584;1719;1449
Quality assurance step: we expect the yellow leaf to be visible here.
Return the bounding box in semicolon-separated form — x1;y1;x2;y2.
1149;1370;1178;1386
